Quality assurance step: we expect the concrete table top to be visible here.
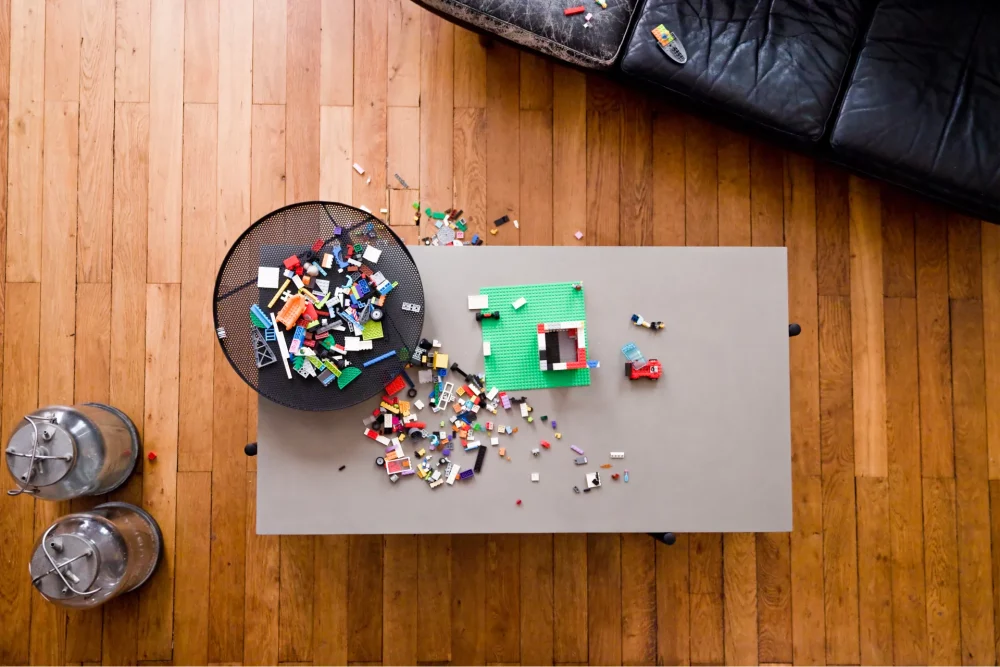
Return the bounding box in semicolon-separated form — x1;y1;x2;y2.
257;246;792;534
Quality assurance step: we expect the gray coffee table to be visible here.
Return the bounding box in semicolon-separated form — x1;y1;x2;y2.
257;246;792;534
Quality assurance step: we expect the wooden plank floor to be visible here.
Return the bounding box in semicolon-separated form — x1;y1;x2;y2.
1;1;999;664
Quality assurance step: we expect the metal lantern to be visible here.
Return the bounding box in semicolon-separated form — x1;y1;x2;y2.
5;403;139;500
29;502;162;609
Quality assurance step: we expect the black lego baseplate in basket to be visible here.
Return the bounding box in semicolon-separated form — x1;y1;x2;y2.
213;202;426;411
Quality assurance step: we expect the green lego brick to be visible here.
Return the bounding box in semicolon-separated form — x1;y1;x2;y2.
480;281;589;391
362;319;384;341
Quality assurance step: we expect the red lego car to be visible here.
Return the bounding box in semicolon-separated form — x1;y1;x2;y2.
626;359;662;380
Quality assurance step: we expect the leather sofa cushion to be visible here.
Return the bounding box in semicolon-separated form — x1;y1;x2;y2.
620;0;870;142
416;0;638;69
831;0;1000;221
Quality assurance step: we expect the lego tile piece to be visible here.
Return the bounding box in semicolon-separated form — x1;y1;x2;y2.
362;245;382;263
483;340;491;357
479;281;590;391
468;294;489;310
531;472;540;482
257;266;280;288
512;297;527;310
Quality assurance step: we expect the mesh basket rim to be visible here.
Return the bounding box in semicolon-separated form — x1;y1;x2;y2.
212;200;423;411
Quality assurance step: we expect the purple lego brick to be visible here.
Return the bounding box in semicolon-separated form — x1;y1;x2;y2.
442;448;452;457
570;445;584;455
551;420;557;429
459;469;474;480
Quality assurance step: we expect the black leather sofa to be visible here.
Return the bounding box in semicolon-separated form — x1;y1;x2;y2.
413;0;1000;223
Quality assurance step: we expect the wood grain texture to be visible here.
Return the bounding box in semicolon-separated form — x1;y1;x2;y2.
173;471;212;666
621;533;655;665
382;535;418;665
519;109;553;246
286;0;320;203
948;215;982;300
453;26;486;108
452;534;487;666
520;533;554;666
178;103;216;472
816;164;850;297
78;0;115;282
6;98;43;282
856;476;893;664
319;0;352;106
790;474;826;665
652;106;685;246
756;532;792;664
884;297;928;664
586;77;620;248
717;128;750;246
487;534;520;663
916;206;955;478
619;89;652;248
881;187;916;298
554;533;588;664
418;534;452;663
387;0;419;106
137;283;180;661
418;8;453;214
313;535;349;666
552;65;585;246
44;0;80;101
115;0;150;101
785;154;820;478
684;115;718;247
352;0;387;210
452;107;486;239
0;283;40;665
588;533;622;666
723;532;758;665
243;472;280;666
146;0;183;283
347;535;382;662
183;0;218;102
819;294;859;665
923;477;961;665
848;176;887;477
280;536;315;662
387;105;419;190
690;534;724;665
519;52;552;110
750;140;784;247
253;0;286;104
319;105;352;204
486;41;519;245
950;299;997;665
985;222;1000;479
656;534;690;665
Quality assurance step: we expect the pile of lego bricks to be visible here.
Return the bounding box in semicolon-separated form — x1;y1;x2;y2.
415;203;486;246
250;231;418;390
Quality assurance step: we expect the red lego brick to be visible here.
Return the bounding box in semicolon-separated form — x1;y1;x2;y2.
283;255;301;270
384;375;407;396
564;5;584;14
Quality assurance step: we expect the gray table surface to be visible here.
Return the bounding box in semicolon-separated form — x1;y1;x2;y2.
257;246;792;534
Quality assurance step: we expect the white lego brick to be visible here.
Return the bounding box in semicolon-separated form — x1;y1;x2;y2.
446;464;460;485
315;278;330;293
520;403;529;418
464;440;480;450
347;257;362;267
537;332;547;350
413;399;425;410
429;479;444;488
393;438;404;459
512;297;527;310
491;436;500;446
610;452;625;459
539;361;548;371
257;266;280;288
376;435;391;446
344;336;362;351
487;387;499;400
357;340;373;350
291;274;305;290
483;340;491;356
467;294;489;310
577;329;586;348
552;362;568;371
353;162;366;174
531;473;540;482
532;448;540;456
362;245;382;263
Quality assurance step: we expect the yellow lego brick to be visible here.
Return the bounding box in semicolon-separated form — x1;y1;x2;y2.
434;353;449;369
380;401;400;414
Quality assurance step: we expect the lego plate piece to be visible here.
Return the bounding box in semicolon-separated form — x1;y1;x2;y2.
468;294;489;310
479;281;590;391
362;245;382;263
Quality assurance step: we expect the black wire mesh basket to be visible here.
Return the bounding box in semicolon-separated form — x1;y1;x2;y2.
213;202;426;411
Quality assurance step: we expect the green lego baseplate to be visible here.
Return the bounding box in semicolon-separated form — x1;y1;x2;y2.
480;281;589;391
